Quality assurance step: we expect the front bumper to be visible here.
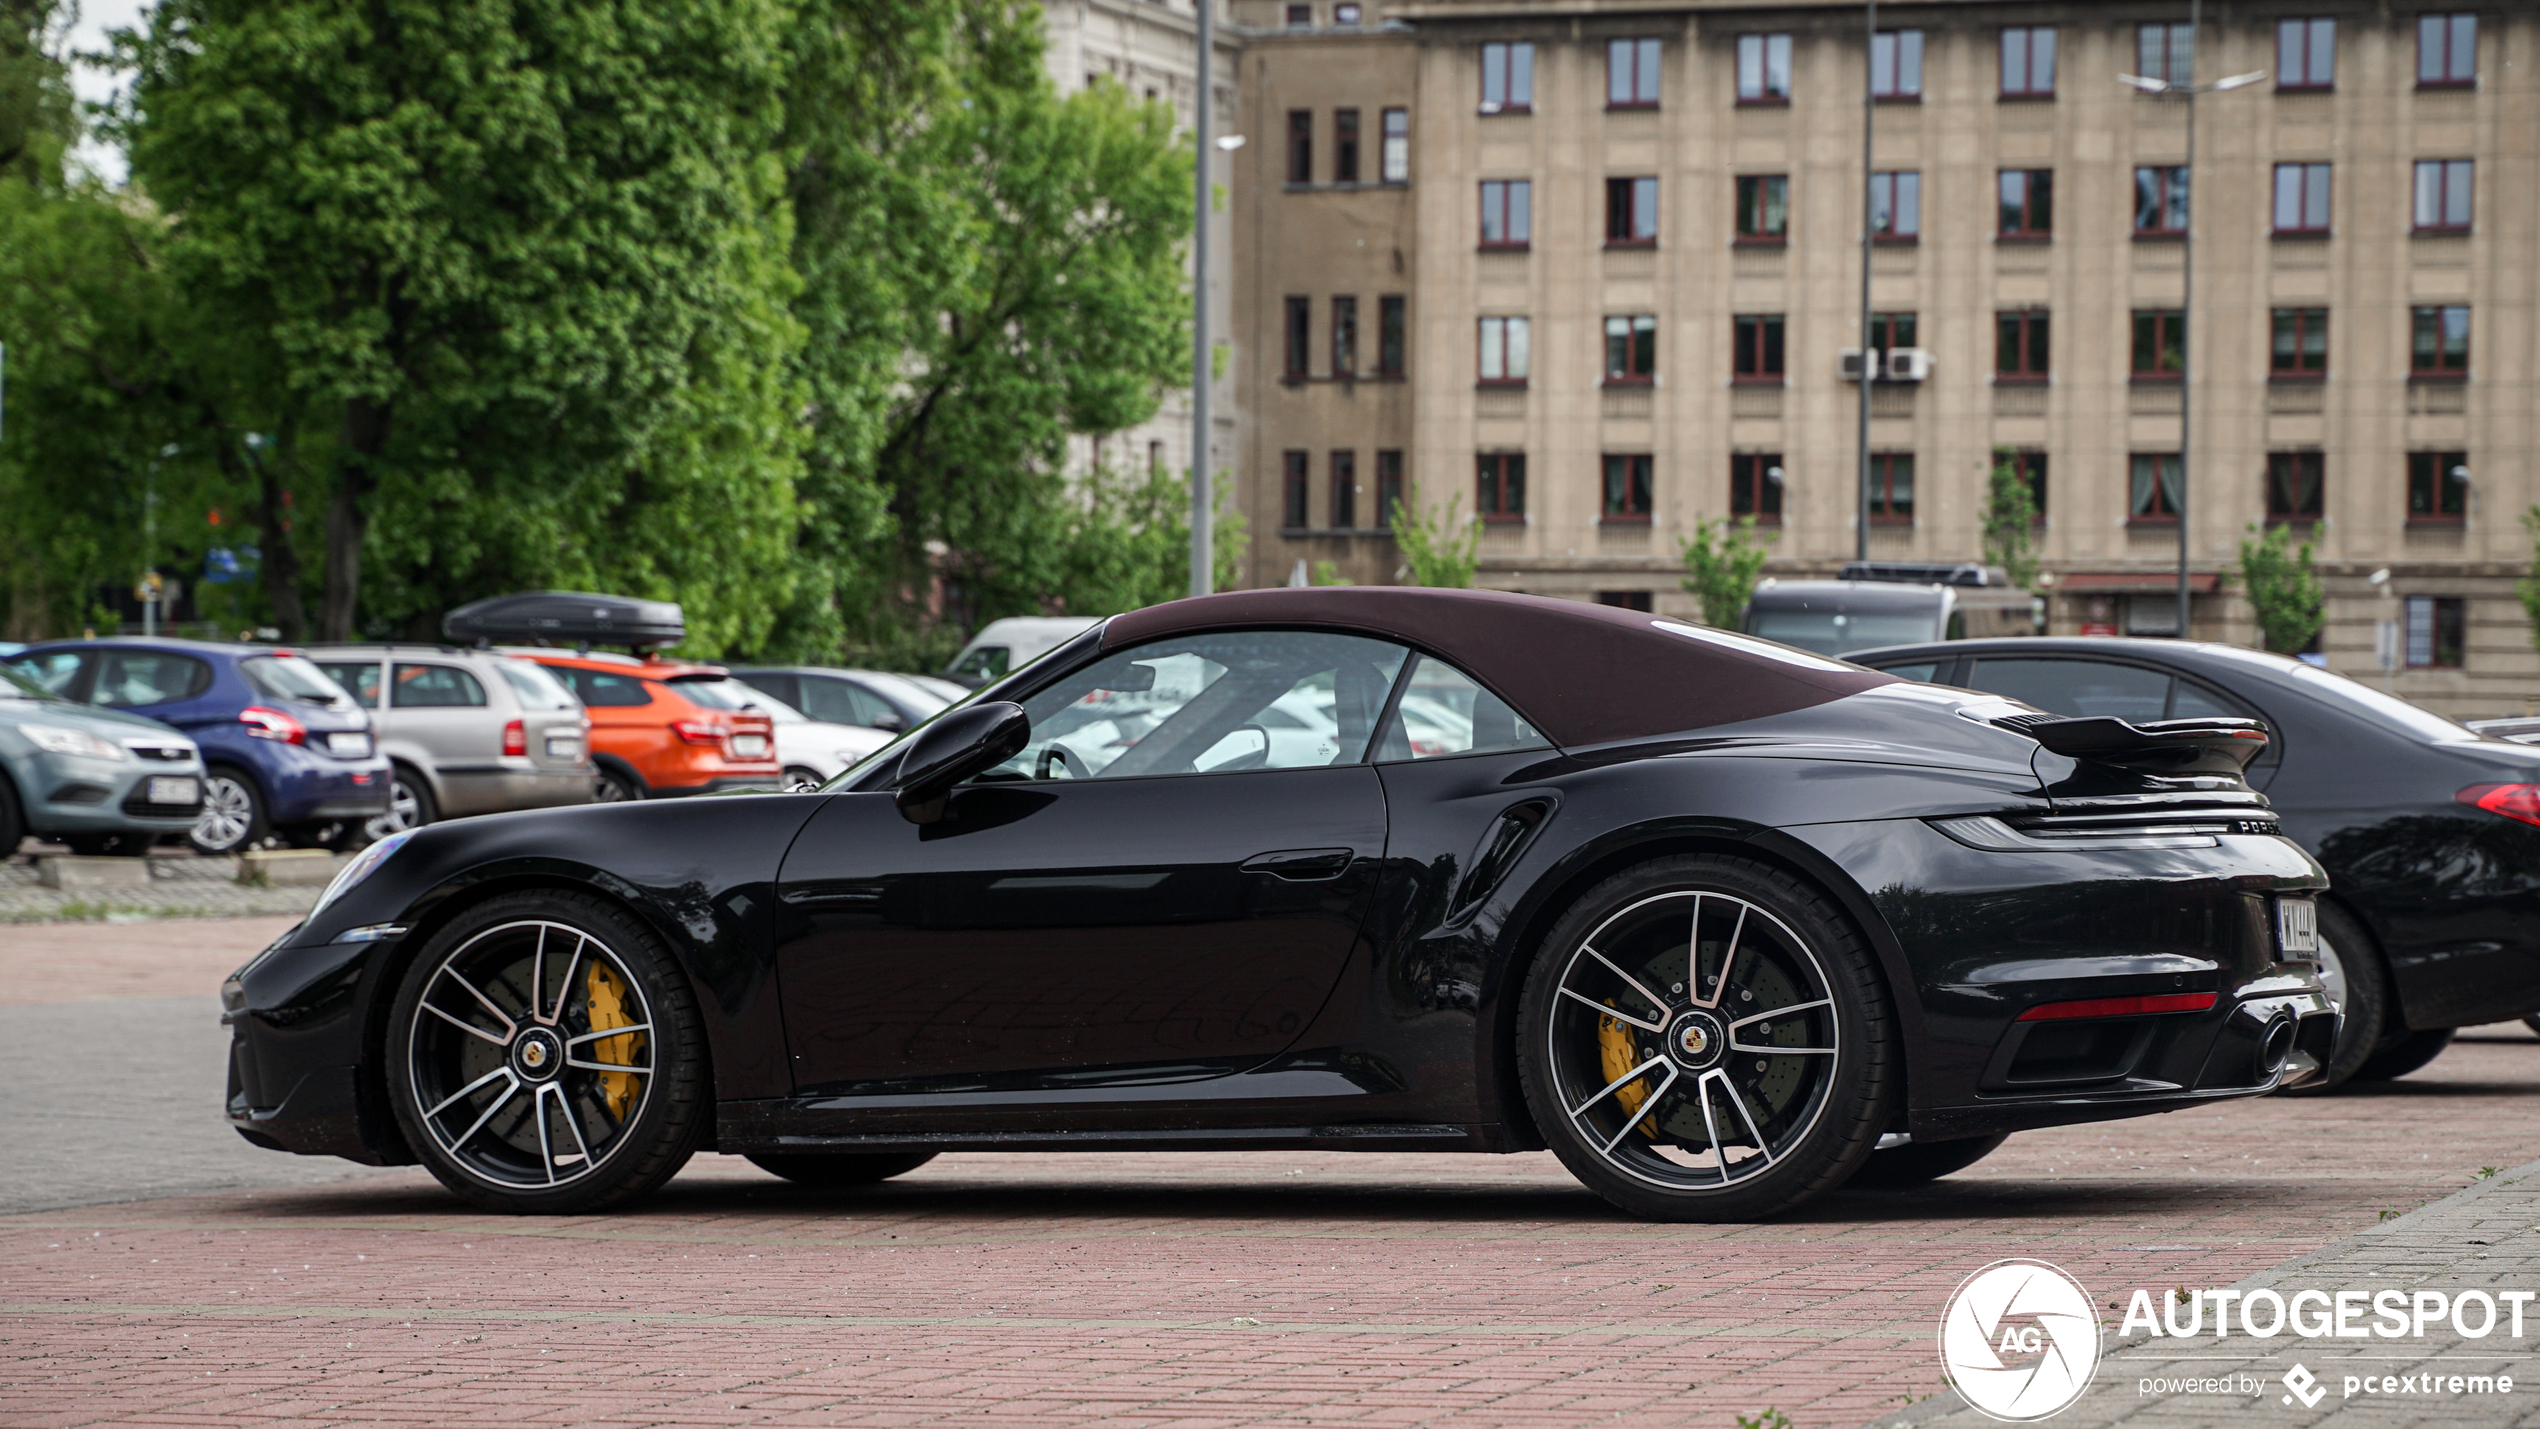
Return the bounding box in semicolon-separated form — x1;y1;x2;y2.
223;932;408;1163
18;751;206;835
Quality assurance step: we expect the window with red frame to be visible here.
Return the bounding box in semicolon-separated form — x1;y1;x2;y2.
2136;23;2193;87
1477;315;1528;384
2266;452;2324;521
1377;295;1405;377
1283;296;1310;379
1729;453;1783;522
1606;176;1658;245
1330;295;1358;377
2417;14;2474;88
2408;451;2468;522
1287;110;1312;183
2271;308;2327;376
1477;452;1526;521
1736;34;1791;103
2131;309;2186;378
1734;314;1785;383
1602;454;1653;522
1479;179;1531;247
2000;26;2056;97
1872;30;1923;99
1481;42;1534;113
1375;450;1404;528
2273;163;2331;234
1870;311;1917;352
2129;454;2182;521
1282;451;1310;528
2277;18;2334;89
1870;171;1920;239
1333;109;1360;184
1604;315;1656;383
1736;174;1787;241
1865;453;1914;522
1330;450;1358;529
1999;169;2052;237
2134;166;2188;236
1997;309;2049;379
2412;305;2468;376
1608;38;1660;107
2405;596;2464;668
2413;160;2471;232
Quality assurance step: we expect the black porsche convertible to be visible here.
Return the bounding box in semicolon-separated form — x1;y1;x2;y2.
223;589;2334;1221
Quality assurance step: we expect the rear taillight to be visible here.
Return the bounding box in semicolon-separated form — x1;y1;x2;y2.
2458;784;2540;829
671;719;726;746
238;706;306;744
502;719;527;756
2018;992;2217;1022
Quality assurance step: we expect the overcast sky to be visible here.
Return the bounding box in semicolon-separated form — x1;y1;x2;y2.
62;0;148;183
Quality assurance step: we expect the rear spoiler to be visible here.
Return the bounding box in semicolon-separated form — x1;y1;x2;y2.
1990;712;2271;774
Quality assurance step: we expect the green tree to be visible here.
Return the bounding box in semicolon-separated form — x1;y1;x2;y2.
2518;508;2540;656
1981;447;2041;590
1390;491;1479;588
0;0;71;185
2238;521;2326;655
1678;516;1771;627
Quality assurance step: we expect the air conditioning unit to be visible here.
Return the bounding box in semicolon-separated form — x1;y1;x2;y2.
1838;348;1878;381
1885;347;1934;382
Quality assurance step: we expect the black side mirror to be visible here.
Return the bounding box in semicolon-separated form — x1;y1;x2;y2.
891;701;1029;824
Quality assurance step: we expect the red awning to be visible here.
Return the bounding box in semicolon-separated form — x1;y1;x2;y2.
2053;572;2222;595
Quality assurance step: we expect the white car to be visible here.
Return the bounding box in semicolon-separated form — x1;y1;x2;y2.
727;690;891;790
942;616;1102;688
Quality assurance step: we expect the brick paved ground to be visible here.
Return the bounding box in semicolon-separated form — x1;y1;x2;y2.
2;920;2537;1427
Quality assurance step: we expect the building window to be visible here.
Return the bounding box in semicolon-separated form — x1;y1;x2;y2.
1477;452;1526;522
2405;596;2464;668
1730;453;1784;522
1733;314;1785;384
1869;311;1917;352
1870;171;1919;239
1866;453;1915;522
1598;591;1654;612
2413;160;2472;232
1148;440;1164;476
2001;26;2057;97
1334;2;1360;24
1998;169;2053;238
1996;309;2049;380
1609;38;1661;108
2137;23;2194;87
2408;451;2468;522
2005;450;2048;516
1604;315;1656;383
1377;295;1405;377
1602;454;1654;522
1871;30;1923;100
1477;315;1530;384
2129;454;2182;521
1606;176;1658;246
2131;309;2186;378
1380;108;1408;183
2134;166;2189;236
2277;18;2334;90
1735;174;1788;242
1375;450;1404;528
1283;296;1310;379
2266;452;2324;522
1737;34;1792;103
2412;305;2469;376
2270;307;2327;376
1330;450;1358;529
1481;41;1534;113
1330;296;1358;377
2272;163;2331;234
1286;109;1312;183
2417;14;2475;88
1479;179;1531;248
1283;450;1310;528
1285;4;1311;29
1333;109;1360;184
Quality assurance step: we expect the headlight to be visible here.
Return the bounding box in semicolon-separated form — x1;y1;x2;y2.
307;829;416;922
20;724;128;760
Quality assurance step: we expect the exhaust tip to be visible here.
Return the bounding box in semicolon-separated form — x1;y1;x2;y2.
2259;1015;2296;1076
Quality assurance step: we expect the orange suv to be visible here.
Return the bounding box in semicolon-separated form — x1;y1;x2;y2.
511;652;779;802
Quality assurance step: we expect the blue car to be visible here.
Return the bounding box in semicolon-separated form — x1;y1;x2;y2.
4;638;391;853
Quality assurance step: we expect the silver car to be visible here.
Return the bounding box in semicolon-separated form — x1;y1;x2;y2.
0;663;205;856
309;647;594;837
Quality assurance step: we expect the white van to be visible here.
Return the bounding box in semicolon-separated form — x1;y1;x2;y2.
942;616;1103;688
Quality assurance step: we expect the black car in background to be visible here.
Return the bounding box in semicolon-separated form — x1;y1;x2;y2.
1853;637;2540;1090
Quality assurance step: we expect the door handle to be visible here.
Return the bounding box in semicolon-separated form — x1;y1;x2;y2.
1241;847;1354;881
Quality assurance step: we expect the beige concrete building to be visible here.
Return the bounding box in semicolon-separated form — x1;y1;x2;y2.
1226;0;2537;716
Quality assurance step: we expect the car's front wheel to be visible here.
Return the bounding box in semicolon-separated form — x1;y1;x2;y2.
386;890;708;1213
1518;854;1897;1222
188;767;266;855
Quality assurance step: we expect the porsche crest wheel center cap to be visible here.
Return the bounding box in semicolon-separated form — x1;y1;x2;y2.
1668;1010;1727;1070
512;1029;564;1082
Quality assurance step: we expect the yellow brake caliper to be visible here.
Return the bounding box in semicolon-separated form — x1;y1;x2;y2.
584;962;644;1122
1598;1005;1660;1139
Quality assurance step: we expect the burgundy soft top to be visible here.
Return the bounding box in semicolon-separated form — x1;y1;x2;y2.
1101;587;1896;749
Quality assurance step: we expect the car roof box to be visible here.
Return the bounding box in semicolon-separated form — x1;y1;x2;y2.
443;592;686;651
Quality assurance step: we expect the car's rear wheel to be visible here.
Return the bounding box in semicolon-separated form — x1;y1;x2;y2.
2352;1027;2456;1083
386;890;708;1213
0;774;23;858
1844;1133;2009;1190
746;1152;936;1188
188;767;266;854
365;765;436;842
592;763;644;803
2280;901;2386;1096
1517;854;1897;1222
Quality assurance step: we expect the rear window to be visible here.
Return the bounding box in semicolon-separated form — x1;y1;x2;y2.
391;663;488;708
559;667;655;707
241;654;350;706
98;650;216;707
2286;663;2466;743
1747;611;1941;657
497;660;580;711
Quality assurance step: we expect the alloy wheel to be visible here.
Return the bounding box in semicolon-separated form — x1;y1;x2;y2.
1544;890;1841;1191
364;777;426;842
193;774;257;853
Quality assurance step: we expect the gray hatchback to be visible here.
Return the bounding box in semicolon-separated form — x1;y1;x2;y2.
0;663;205;855
309;646;594;838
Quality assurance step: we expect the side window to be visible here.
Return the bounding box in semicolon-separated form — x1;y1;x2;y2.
2168;680;2242;720
1373;654;1551;761
562;668;655;708
739;674;800;710
91;651;211;708
1872;661;1941;684
949;646;1010;684
998;630;1410;780
799;676;892;728
9;650;86;696
316;662;383;709
1967;658;2168;722
391;663;489;708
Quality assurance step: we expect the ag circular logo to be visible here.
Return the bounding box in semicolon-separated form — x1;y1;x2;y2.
1939;1259;2101;1422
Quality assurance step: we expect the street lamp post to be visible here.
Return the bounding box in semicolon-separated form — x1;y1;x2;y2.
1854;0;1875;565
2118;0;2264;638
1188;0;1215;600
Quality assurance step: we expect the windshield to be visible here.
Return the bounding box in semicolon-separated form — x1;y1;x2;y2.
241;654;352;706
2284;662;2469;743
1746;610;1941;657
0;664;59;702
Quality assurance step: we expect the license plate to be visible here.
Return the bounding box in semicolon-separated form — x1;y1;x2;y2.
325;732;372;756
545;735;581;759
148;776;200;806
2278;898;2319;956
730;734;769;759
